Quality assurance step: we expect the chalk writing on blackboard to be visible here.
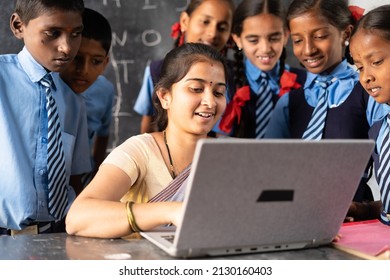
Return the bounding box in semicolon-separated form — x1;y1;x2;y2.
0;0;295;151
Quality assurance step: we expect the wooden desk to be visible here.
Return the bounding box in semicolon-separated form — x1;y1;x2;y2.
0;233;359;260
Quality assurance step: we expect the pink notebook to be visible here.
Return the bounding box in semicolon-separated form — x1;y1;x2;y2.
332;219;390;259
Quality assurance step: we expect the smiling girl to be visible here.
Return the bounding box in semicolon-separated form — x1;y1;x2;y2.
219;0;305;138
266;0;380;204
134;0;234;134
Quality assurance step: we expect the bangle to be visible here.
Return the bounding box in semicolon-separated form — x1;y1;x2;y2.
126;201;142;232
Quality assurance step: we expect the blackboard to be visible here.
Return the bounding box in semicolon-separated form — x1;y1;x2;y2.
0;0;297;150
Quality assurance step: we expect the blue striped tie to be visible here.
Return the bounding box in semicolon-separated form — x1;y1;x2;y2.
302;77;333;140
255;72;273;139
377;115;390;224
41;74;68;220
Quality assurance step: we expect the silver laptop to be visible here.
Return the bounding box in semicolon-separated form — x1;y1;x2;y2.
141;139;375;258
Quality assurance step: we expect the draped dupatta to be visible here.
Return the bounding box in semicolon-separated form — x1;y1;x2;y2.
148;165;192;203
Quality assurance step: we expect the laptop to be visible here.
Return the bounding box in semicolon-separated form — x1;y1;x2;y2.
140;139;375;258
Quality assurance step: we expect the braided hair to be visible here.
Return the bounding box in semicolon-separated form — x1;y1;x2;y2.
173;0;235;49
232;0;287;89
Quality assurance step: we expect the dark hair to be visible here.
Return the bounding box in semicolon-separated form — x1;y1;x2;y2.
287;0;354;63
15;0;84;25
232;0;287;89
173;0;235;48
82;8;112;55
152;43;228;130
351;5;390;44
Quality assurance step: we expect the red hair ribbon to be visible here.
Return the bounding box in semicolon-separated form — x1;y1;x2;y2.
170;22;185;46
349;5;365;22
219;86;251;133
171;22;181;39
279;70;302;97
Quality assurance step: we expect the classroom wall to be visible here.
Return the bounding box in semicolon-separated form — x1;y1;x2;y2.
349;0;390;12
0;0;296;150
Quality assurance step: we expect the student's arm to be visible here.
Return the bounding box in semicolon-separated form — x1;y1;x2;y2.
92;135;109;173
264;93;291;138
70;175;84;196
69;88;92;194
346;200;382;222
66;164;182;238
134;66;156;133
91;82;114;174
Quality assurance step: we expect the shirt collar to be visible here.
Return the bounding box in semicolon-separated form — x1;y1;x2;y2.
245;58;281;94
304;59;357;89
382;103;390;116
18;47;53;84
245;57;280;82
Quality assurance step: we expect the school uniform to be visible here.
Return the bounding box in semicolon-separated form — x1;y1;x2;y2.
289;78;369;138
133;62;157;118
0;47;91;233
81;75;115;165
368;103;390;225
265;59;383;202
221;58;305;138
266;60;382;138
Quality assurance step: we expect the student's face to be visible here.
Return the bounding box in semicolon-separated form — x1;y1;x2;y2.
232;13;288;72
60;38;109;93
180;0;233;52
350;30;390;105
163;61;227;135
289;11;349;74
12;10;83;72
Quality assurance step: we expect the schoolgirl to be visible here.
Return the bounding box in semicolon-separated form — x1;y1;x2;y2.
219;0;305;138
349;5;390;224
266;0;382;203
134;0;234;134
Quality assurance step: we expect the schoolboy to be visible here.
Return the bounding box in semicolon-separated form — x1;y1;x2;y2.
60;8;115;185
0;0;91;235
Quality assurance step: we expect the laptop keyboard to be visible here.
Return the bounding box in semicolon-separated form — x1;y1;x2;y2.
162;234;175;243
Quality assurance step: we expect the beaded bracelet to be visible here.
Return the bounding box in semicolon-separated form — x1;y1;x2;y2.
126;201;141;232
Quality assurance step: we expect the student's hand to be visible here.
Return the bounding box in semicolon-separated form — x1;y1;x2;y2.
332;233;342;242
344;216;354;223
345;202;358;222
345;201;357;222
346;201;371;222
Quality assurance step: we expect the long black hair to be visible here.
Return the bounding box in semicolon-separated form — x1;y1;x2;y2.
152;43;228;130
232;0;287;89
351;4;390;44
173;0;235;49
287;0;355;64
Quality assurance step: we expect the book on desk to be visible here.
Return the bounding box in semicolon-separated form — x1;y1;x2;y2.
332;219;390;260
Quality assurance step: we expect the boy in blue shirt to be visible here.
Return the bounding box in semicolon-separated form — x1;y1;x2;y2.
0;0;91;235
60;8;115;186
